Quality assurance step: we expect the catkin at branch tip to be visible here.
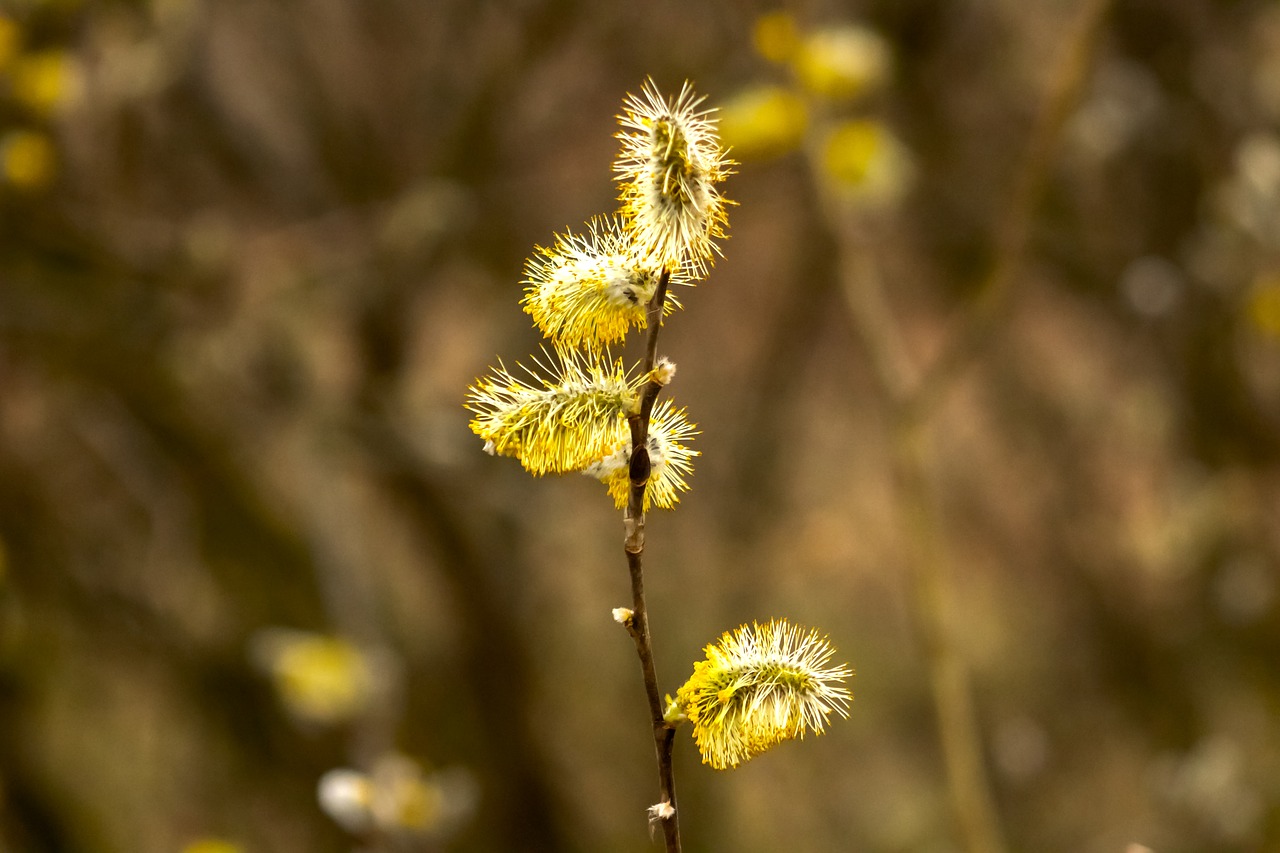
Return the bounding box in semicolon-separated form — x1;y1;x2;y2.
615;79;734;274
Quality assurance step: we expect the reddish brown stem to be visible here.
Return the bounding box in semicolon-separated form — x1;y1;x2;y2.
620;269;680;852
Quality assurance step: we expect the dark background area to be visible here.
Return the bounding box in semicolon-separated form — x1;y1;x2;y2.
1;1;1279;851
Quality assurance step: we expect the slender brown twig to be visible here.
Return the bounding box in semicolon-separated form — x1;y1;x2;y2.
620;269;681;852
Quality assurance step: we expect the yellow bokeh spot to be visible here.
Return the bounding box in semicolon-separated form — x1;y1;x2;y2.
394;776;443;830
181;839;243;853
717;85;808;160
820;119;913;208
823;120;883;185
0;17;21;73
269;634;373;724
1248;280;1280;338
2;130;56;190
793;25;891;101
753;12;800;64
11;50;83;115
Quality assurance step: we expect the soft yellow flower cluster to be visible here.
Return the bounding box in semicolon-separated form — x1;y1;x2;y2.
468;82;732;509
250;628;379;725
718;12;914;210
180;840;243;853
1250;275;1280;338
674;619;853;770
0;13;84;192
318;753;477;840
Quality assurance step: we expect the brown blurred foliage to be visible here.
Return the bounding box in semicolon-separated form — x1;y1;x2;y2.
1;0;1279;851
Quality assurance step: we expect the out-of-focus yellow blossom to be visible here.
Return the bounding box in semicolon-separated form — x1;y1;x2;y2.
2;130;56;190
717;85;808;160
181;840;243;853
0;17;21;73
318;769;374;833
822;120;882;184
819;119;914;209
675;620;853;770
16;0;85;9
11;50;83;114
251;629;376;725
753;12;800;64
318;754;478;838
1248;277;1280;338
793;25;891;101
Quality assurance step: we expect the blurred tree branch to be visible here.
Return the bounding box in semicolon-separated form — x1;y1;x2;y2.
819;1;1114;851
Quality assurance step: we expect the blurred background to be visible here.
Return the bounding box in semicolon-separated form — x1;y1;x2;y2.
2;0;1280;851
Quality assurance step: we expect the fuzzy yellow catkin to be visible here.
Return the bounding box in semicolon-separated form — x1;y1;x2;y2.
466;349;637;475
676;620;853;770
469;82;728;513
521;215;689;352
615;79;734;274
583;399;699;511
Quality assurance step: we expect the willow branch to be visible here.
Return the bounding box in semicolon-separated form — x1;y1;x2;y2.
898;421;1009;853
621;269;680;852
821;4;1111;852
834;219;916;407
909;0;1113;423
